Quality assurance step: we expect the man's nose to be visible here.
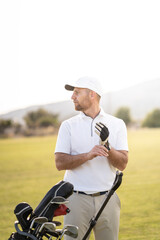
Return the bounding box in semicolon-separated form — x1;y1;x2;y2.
71;92;75;100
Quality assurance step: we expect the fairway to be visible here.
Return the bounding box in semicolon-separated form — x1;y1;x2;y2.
0;129;160;239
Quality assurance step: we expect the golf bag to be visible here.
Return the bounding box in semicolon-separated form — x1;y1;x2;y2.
8;180;74;240
8;171;123;240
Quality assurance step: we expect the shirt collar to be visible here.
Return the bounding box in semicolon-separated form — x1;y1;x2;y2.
80;107;105;119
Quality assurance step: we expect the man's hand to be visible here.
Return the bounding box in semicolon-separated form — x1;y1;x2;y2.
55;145;109;171
87;145;109;160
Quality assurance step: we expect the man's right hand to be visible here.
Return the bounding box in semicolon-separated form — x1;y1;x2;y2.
87;145;109;160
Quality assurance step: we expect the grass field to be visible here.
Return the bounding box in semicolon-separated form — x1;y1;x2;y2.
0;129;160;239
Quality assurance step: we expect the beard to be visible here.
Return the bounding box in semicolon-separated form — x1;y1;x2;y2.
74;102;83;111
73;99;92;112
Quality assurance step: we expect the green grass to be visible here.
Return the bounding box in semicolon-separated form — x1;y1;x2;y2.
0;129;160;239
118;129;160;240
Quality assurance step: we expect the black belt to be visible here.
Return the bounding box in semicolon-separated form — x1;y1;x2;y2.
73;190;108;197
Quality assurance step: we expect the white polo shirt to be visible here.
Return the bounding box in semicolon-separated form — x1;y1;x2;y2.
55;108;128;192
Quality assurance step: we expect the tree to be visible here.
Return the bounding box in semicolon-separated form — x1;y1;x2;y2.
0;119;13;134
24;108;59;129
142;108;160;128
115;107;132;126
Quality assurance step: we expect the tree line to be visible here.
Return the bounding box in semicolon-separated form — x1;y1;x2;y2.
0;107;160;137
114;107;160;128
0;109;59;137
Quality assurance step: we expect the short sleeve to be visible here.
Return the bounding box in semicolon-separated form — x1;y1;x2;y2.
115;120;129;151
54;121;71;154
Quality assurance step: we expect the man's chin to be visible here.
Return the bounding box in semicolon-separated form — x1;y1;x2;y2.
74;104;82;111
74;106;81;111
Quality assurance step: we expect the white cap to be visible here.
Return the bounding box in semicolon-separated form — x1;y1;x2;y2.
65;76;102;97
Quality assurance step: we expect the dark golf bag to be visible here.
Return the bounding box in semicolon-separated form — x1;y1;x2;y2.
8;171;123;240
8;180;74;240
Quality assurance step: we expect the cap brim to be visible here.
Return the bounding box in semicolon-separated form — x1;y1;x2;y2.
65;84;75;91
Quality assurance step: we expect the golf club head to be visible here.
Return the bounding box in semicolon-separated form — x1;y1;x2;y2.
30;217;48;230
64;225;78;238
39;222;56;233
45;222;56;233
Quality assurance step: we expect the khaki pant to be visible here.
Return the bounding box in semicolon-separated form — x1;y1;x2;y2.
64;192;121;240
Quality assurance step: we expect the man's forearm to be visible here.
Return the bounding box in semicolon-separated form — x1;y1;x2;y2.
107;148;128;171
55;152;89;170
55;145;109;171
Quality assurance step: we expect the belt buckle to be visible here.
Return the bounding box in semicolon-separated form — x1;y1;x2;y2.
91;192;100;197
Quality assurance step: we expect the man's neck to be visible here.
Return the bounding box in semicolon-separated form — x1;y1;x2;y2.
83;105;101;119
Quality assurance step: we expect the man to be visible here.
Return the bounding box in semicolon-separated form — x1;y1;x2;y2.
54;76;128;240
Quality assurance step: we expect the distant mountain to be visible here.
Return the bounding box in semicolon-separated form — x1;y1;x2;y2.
0;79;160;124
0;101;76;124
102;79;160;120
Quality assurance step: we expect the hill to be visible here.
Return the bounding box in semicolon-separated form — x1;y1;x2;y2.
102;79;160;119
0;79;160;124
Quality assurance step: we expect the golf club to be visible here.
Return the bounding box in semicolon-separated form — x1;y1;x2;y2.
29;217;48;231
57;225;79;240
82;171;123;240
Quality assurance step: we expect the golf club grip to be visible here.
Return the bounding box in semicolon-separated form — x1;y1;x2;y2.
112;171;123;191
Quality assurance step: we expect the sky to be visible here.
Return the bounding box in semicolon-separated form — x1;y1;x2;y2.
0;0;160;115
